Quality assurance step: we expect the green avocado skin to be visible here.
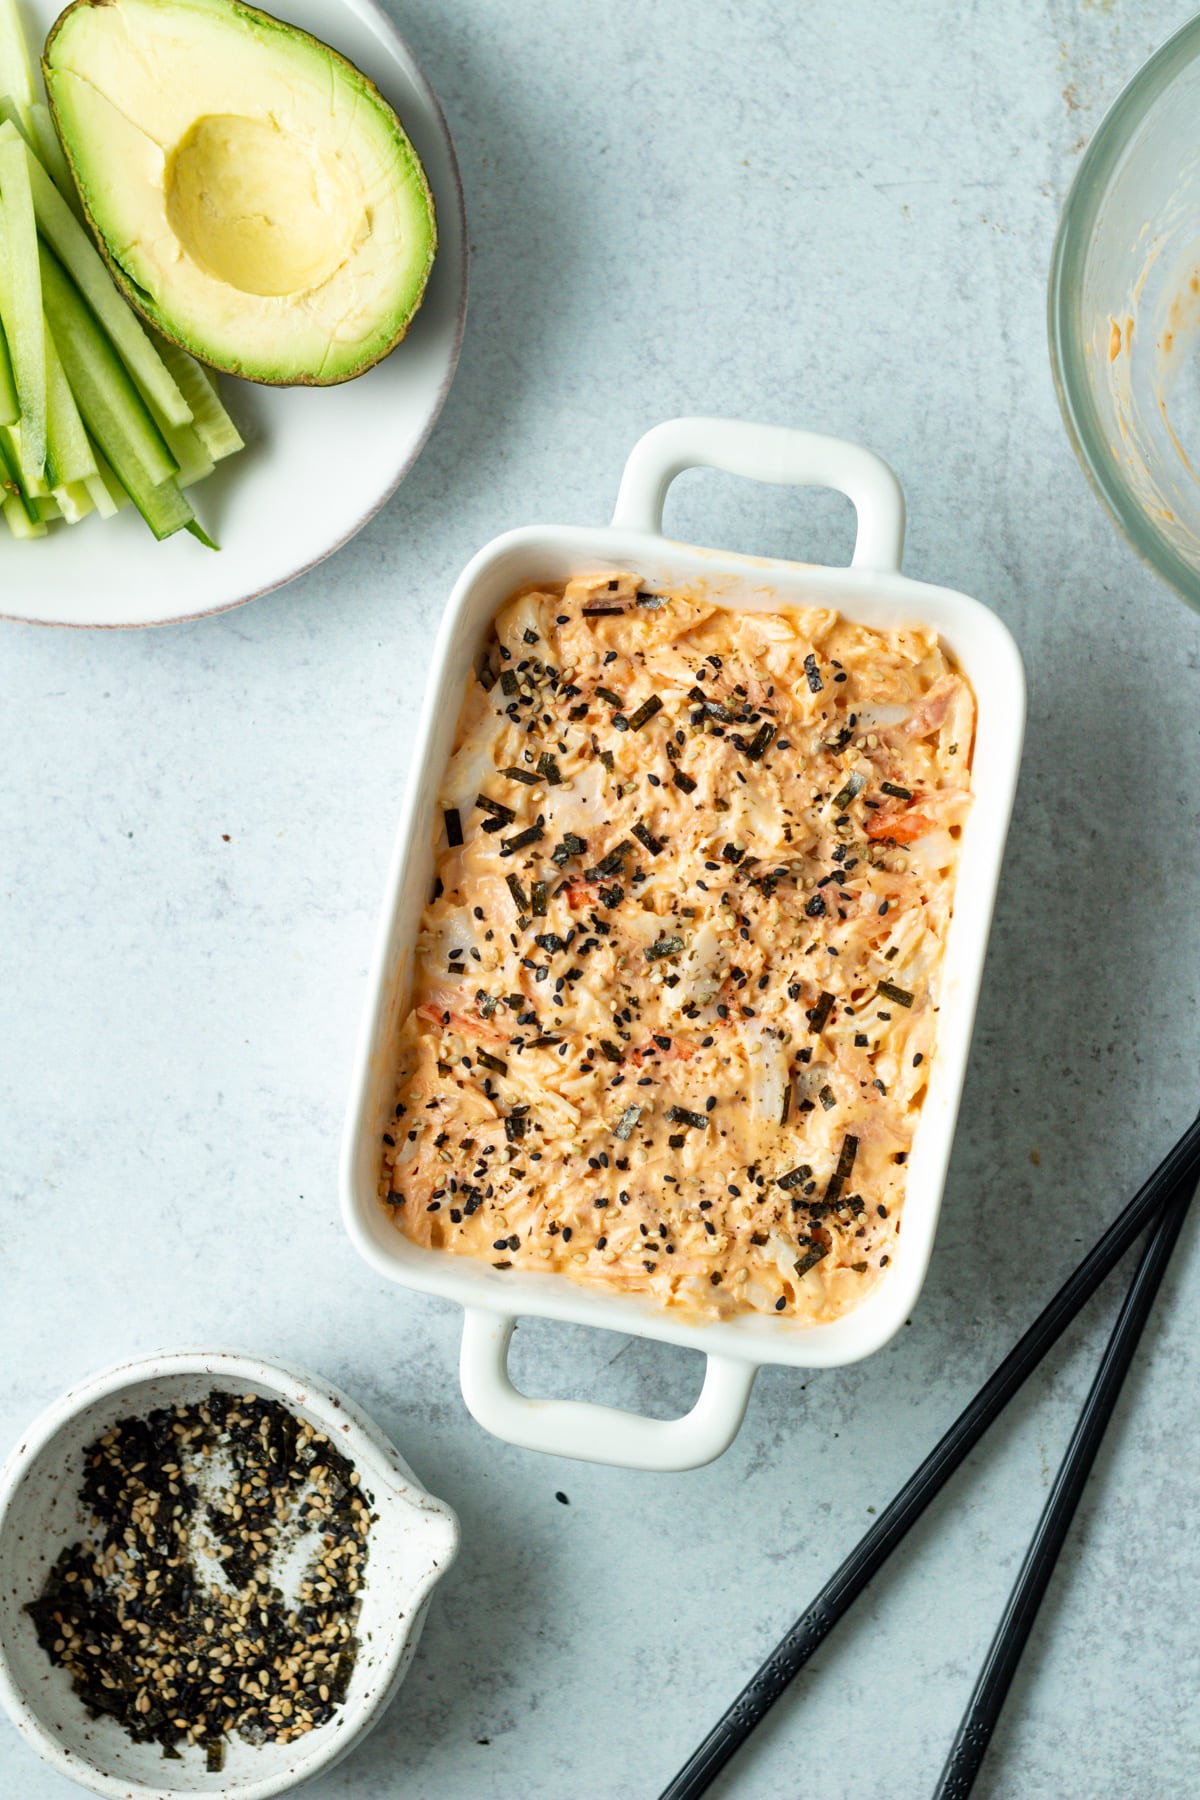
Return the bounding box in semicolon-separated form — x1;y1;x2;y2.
43;0;437;387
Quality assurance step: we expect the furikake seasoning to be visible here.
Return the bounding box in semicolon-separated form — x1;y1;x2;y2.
26;1390;372;1768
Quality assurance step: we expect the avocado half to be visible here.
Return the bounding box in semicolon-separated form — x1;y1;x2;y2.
43;0;437;386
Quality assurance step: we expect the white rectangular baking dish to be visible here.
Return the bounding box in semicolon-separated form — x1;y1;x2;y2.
341;418;1025;1472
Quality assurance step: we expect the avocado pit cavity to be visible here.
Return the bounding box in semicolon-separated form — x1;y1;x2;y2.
165;113;360;297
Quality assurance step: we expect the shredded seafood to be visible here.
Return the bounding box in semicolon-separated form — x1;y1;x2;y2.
379;573;975;1323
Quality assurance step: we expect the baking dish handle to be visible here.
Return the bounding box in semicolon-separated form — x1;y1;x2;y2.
611;416;905;571
459;1308;756;1471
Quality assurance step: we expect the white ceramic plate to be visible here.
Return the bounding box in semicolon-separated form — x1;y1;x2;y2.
4;0;467;629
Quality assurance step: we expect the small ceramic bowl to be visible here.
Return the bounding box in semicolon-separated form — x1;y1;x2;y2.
0;1350;459;1799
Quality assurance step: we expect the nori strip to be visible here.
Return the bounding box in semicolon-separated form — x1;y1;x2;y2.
502;766;540;785
531;880;548;916
831;772;866;809
478;1050;509;1075
794;1240;828;1278
645;935;684;960
476;794;516;823
881;781;913;800
666;1106;708;1130
595;686;625;707
506;873;529;912
740;722;776;761
628;695;663;730
821;1134;860;1205
777;1163;813;1191
672;769;697;794
878;980;914;1008
551;833;588;865
585;840;633;879
632;822;663;856
806;990;835;1033
444;808;463;847
537;753;562;785
500;825;544;856
803;653;823;692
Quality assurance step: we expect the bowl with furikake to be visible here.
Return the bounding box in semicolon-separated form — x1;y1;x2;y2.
0;1349;457;1797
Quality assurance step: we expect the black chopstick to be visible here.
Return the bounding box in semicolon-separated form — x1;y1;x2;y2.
931;1171;1196;1799
657;1111;1200;1800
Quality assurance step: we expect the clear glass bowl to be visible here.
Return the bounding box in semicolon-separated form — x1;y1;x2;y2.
1050;12;1200;612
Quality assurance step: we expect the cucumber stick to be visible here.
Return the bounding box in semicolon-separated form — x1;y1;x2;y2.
0;127;45;479
40;247;176;485
0;422;40;533
0;317;16;426
0;92;24;140
9;419;45;493
0;91;85;226
2;491;44;536
0;94;84;225
45;324;97;486
0;122;193;433
83;472;117;518
86;440;129;515
29;99;79;212
160;413;214;488
3;499;43;535
51;477;93;523
0;0;34;129
5;416;44;494
0;418;30;509
154;337;243;461
39;244;196;542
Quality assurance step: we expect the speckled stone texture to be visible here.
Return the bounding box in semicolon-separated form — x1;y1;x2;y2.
3;1;1200;1795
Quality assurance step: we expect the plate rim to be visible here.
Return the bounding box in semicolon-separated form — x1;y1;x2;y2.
2;0;468;631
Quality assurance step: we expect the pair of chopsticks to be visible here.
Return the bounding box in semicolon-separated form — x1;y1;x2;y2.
660;1111;1200;1800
